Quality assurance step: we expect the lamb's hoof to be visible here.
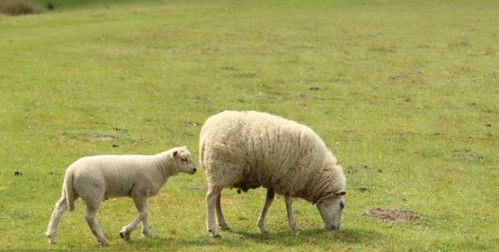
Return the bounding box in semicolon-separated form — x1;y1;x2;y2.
290;225;302;232
119;231;130;240
46;234;56;244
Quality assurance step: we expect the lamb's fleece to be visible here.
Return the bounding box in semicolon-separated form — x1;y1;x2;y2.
200;110;346;203
68;156;157;210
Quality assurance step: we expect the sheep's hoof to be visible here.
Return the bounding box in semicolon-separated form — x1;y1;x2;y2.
219;225;231;231
98;239;109;246
208;229;221;238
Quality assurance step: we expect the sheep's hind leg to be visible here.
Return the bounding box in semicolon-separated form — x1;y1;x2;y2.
285;195;300;231
120;195;148;239
141;210;150;237
216;193;230;230
85;204;108;245
257;188;275;233
206;186;222;238
46;196;69;244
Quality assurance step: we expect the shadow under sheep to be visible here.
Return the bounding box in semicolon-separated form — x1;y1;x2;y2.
124;228;382;248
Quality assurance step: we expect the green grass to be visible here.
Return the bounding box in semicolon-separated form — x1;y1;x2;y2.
1;0;498;250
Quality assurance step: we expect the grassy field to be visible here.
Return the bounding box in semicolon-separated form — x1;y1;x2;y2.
1;0;498;250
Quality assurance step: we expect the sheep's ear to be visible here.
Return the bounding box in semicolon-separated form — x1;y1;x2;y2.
336;191;346;196
181;145;188;150
173;150;178;157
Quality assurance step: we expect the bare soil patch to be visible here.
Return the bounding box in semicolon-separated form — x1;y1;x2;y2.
79;134;118;142
366;208;420;222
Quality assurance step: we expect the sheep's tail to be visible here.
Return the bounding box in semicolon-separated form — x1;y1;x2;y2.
63;170;76;212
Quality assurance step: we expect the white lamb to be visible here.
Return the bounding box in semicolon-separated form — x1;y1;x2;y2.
45;146;196;245
200;111;346;238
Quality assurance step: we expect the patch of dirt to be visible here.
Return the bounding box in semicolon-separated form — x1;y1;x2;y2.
452;149;485;163
80;135;118;142
133;138;150;145
366;208;420;222
308;86;327;91
390;70;423;81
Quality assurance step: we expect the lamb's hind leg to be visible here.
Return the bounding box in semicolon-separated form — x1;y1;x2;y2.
257;188;275;233
46;196;69;244
85;202;108;245
120;195;148;239
285;195;300;231
216;192;230;230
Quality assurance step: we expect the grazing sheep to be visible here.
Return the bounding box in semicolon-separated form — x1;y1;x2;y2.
45;146;196;245
200;111;346;237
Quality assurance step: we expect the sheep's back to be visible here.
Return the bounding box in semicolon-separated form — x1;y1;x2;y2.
201;111;328;195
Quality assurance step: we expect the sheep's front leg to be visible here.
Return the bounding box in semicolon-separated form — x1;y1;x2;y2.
85;204;108;245
206;186;222;238
216;193;230;230
46;196;68;244
257;188;275;233
120;195;148;239
285;195;300;231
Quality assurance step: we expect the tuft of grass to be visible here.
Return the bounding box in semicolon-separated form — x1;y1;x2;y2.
0;0;43;16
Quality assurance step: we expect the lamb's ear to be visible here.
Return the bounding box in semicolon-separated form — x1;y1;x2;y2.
336;191;346;196
181;145;188;150
173;150;178;157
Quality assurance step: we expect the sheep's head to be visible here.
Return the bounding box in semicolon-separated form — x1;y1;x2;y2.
171;146;197;174
316;191;346;230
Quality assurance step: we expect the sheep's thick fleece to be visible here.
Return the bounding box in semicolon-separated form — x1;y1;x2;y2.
200;110;346;203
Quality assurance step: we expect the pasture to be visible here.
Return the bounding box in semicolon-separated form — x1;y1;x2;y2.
0;0;497;250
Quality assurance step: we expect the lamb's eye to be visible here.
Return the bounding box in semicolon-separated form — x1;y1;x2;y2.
340;201;345;210
181;157;188;162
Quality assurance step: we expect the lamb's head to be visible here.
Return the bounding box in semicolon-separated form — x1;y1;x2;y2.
316;191;346;230
171;147;197;175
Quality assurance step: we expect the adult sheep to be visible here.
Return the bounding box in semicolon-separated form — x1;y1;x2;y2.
200;111;346;238
46;146;196;245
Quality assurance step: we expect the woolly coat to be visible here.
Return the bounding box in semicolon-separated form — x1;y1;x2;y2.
63;151;176;211
200;111;346;203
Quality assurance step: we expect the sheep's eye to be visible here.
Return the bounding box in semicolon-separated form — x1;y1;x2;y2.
339;201;345;210
181;157;188;162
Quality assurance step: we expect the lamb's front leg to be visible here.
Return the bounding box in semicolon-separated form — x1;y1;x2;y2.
120;195;148;239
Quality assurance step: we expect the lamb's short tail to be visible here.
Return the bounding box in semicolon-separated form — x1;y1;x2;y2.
64;171;76;212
